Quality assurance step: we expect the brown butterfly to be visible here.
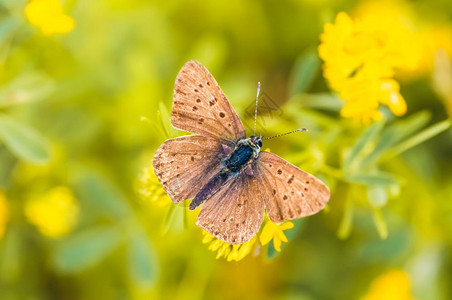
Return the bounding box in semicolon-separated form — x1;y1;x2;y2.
153;61;330;244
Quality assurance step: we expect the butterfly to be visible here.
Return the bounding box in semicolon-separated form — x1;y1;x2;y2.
153;61;330;244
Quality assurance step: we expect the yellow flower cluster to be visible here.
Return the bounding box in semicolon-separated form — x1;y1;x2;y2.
0;192;9;240
202;232;258;262
202;219;294;261
137;165;172;207
319;4;421;123
25;0;75;35
361;269;414;300
25;186;79;238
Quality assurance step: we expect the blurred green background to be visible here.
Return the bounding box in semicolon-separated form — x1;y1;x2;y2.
1;0;452;299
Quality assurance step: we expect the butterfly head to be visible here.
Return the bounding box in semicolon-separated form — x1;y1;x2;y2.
249;136;263;148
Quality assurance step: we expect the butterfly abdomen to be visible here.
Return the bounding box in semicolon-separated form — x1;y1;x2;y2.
189;143;255;210
190;171;231;210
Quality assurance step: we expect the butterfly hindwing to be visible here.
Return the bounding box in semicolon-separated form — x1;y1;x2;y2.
172;60;246;143
196;172;264;244
153;135;224;203
256;151;330;223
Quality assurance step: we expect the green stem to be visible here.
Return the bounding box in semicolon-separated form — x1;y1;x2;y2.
385;119;451;159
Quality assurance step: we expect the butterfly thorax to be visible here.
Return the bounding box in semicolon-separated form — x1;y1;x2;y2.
189;136;262;210
222;136;262;173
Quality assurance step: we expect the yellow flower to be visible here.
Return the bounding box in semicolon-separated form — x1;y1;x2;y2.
25;186;79;238
0;192;9;240
202;231;258;262
137;165;172;207
259;220;294;252
319;5;421;123
25;0;75;35
361;269;414;300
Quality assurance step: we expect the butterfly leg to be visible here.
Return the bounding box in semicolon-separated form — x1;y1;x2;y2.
244;165;254;176
221;144;233;155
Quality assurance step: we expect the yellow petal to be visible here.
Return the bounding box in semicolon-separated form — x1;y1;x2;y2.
275;228;288;243
235;236;257;261
273;237;282;252
340;100;377;118
216;243;231;259
335;12;354;33
279;221;294;230
202;232;215;244
259;221;275;246
387;92;407;116
208;239;224;251
226;244;240;261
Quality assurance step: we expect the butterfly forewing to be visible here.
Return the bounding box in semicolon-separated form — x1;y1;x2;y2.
153;135;223;203
256;151;330;223
197;172;264;244
172;61;246;143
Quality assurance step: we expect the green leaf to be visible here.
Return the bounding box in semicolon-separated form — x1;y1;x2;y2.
144;102;177;140
338;192;354;239
158;102;176;138
345;172;399;186
161;204;185;234
0;114;51;164
371;208;388;239
161;204;176;234
358;230;411;262
0;18;19;44
344;119;385;171
128;231;158;287
0;73;54;108
288;49;321;96
53;226;122;273
292;93;343;112
385;119;451;159
361;111;430;168
388;110;432;141
267;241;278;260
288;107;338;129
284;218;306;240
74;171;131;218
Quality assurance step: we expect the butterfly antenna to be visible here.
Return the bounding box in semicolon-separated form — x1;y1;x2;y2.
254;82;261;136
262;128;308;140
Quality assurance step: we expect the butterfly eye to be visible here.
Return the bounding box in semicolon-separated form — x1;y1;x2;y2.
258;140;262;147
